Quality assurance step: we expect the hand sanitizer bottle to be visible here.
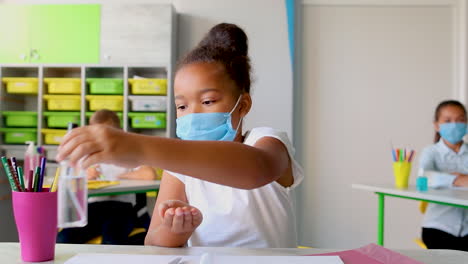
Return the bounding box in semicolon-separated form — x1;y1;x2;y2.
416;168;428;192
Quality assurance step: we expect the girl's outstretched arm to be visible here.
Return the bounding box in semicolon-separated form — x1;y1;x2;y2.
56;124;291;189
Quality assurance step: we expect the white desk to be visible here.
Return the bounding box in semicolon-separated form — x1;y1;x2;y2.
0;243;467;264
352;184;468;246
88;180;160;197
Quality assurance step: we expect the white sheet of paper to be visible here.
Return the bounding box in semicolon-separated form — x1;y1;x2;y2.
65;253;344;264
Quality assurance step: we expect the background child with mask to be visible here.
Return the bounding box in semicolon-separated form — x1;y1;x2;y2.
418;100;468;251
56;23;304;248
57;109;156;245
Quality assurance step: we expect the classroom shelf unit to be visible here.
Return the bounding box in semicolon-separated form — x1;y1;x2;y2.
0;3;176;243
0;65;176;161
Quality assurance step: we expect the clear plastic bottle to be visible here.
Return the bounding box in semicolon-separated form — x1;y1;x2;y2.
57;123;88;228
24;141;38;188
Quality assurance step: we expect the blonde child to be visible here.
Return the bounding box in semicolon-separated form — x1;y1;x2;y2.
57;109;156;245
56;23;303;248
419;100;468;251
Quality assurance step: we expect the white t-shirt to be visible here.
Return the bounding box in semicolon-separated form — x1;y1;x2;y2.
88;164;136;205
168;127;304;248
419;140;468;237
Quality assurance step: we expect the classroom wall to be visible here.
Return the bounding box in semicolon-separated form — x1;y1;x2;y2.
0;0;293;137
295;3;455;249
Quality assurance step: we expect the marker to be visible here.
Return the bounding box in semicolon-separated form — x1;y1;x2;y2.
7;159;22;191
10;157;18;173
17;166;25;191
27;170;34;192
1;156;18;191
37;157;47;192
33;167;41;192
408;150;415;162
10;158;23;191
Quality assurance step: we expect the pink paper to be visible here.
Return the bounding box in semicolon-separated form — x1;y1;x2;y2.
356;243;424;264
308;244;423;264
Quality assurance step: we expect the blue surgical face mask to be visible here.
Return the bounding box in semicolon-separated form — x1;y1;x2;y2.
176;96;243;141
439;122;467;144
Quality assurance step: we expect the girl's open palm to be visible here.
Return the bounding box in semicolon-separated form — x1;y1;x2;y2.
158;200;203;234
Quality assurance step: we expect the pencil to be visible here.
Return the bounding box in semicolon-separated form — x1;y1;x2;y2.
1;156;18;191
50;167;60;192
7;159;22;192
408;150;415;162
17;166;25;191
27;170;34;192
33;167;41;192
10;157;18;173
37;157;47;192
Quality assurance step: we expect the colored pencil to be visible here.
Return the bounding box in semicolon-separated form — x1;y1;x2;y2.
408;150;415;162
17;166;25;191
37;157;47;192
27;170;34;192
1;156;18;191
33;167;41;192
50;167;60;192
7;159;22;191
10;157;18;174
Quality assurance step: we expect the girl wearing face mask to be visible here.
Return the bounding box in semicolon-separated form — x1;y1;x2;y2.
419;100;468;251
56;23;303;248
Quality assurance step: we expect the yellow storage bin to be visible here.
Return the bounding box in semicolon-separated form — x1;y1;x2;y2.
129;79;167;95
43;95;81;111
86;95;123;111
44;78;81;94
2;77;38;94
41;129;67;145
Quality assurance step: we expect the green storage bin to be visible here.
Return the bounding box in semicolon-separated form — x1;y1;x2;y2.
0;128;37;144
86;112;123;127
128;112;166;129
43;112;81;128
87;78;124;94
2;111;37;127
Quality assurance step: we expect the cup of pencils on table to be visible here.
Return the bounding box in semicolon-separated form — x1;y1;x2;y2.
391;148;415;189
1;155;58;262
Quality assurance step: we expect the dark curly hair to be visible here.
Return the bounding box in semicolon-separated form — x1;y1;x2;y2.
177;23;252;94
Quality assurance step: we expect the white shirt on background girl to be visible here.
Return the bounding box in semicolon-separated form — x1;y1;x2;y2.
419;139;468;237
